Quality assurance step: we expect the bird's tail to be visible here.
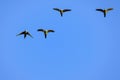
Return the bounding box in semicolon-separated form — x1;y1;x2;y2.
24;34;26;39
60;12;63;17
44;33;47;39
104;12;106;17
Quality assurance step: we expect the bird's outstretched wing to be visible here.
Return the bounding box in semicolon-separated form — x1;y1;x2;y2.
16;31;25;36
37;29;45;32
63;9;71;12
48;30;55;33
107;8;113;11
27;32;33;38
53;8;61;12
96;9;104;12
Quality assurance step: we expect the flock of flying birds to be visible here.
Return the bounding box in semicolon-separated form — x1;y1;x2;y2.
16;8;113;39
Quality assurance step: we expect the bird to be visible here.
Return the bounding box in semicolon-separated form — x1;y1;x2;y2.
53;8;71;17
96;8;113;17
37;29;55;38
16;30;33;38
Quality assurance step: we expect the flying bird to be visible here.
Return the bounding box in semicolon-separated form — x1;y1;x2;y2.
16;30;33;38
37;29;55;38
53;8;71;17
96;8;113;17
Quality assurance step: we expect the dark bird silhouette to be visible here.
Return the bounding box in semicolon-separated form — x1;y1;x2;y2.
53;8;71;17
16;30;33;38
96;8;113;17
37;29;55;38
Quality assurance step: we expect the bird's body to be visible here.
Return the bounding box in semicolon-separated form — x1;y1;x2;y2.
96;8;113;17
53;8;71;17
37;29;55;38
16;30;33;38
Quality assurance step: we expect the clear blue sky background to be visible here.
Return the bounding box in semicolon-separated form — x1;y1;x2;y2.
0;0;120;80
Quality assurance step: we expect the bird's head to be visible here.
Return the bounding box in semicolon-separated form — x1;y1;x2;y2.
25;30;28;32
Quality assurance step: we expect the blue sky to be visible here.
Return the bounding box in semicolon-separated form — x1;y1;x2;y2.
0;0;120;80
